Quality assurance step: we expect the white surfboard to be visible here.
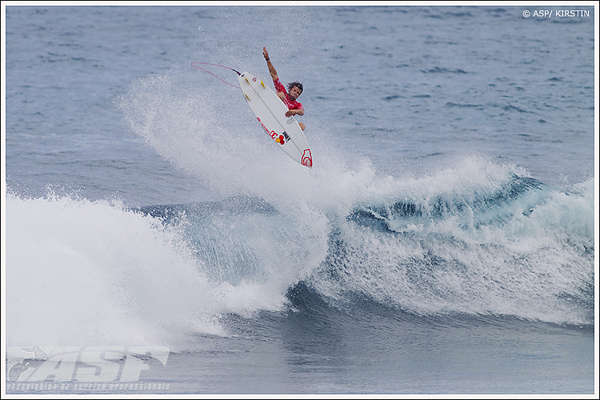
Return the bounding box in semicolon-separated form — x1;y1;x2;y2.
238;72;313;168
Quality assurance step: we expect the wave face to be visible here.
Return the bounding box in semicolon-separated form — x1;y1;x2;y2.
6;158;594;350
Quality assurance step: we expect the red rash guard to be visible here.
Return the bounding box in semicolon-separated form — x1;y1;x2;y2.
273;78;303;111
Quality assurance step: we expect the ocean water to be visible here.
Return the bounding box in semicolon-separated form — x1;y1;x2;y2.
3;4;597;395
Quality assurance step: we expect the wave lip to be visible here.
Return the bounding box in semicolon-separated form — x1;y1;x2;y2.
348;174;547;233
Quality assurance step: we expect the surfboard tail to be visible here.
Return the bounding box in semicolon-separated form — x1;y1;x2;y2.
301;149;313;168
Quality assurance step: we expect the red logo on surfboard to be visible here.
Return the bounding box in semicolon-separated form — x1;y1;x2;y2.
301;149;313;168
256;117;312;168
257;117;285;145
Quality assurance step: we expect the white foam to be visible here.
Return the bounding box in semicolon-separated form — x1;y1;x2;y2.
5;194;295;350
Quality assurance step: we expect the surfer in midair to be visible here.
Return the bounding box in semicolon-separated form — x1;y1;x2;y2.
263;47;305;131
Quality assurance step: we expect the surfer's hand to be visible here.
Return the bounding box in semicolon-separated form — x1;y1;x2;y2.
263;47;270;61
285;110;293;117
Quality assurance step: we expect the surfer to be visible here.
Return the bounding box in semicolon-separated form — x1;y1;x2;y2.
263;47;305;131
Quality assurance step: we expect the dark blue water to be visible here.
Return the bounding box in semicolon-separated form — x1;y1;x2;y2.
4;5;596;394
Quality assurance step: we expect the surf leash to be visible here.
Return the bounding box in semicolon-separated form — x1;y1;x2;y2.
190;62;241;88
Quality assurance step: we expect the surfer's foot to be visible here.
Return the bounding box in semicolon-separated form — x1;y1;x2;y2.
299;122;305;131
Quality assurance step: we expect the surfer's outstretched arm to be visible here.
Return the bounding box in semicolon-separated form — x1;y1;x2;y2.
263;47;279;82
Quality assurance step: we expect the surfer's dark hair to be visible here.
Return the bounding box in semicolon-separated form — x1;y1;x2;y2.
288;82;303;93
